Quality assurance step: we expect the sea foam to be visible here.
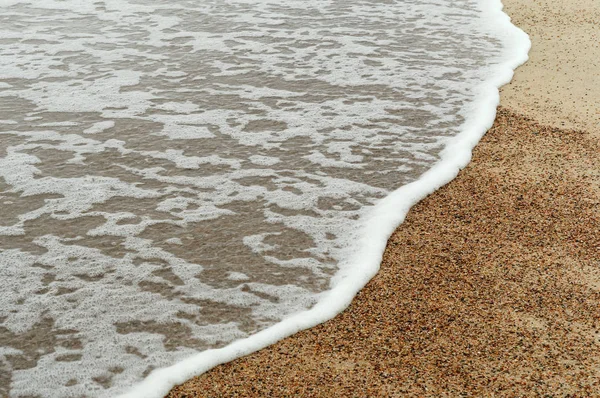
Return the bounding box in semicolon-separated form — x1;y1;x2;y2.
0;0;529;396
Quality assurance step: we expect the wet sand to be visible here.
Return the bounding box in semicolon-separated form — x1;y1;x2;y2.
167;0;600;396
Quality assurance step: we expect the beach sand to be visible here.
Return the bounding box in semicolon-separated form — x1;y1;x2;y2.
167;0;600;396
499;0;600;135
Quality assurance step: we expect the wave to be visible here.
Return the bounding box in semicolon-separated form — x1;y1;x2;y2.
0;0;529;396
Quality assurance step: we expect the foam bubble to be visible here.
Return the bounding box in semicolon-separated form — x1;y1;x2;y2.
84;121;115;135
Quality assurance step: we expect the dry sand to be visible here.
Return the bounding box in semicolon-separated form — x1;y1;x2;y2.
500;0;600;134
167;0;600;396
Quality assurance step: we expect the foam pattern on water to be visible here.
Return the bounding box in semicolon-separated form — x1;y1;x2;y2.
0;0;525;396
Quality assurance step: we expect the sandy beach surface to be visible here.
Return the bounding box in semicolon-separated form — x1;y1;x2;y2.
167;0;600;396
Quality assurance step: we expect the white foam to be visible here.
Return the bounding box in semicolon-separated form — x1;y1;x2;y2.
84;121;115;135
227;272;250;281
248;155;281;166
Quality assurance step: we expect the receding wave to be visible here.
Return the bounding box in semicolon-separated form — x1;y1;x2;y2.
0;0;528;397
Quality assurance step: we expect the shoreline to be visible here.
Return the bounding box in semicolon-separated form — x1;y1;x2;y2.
167;0;600;395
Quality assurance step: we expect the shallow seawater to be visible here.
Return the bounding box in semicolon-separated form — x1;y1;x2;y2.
0;0;505;396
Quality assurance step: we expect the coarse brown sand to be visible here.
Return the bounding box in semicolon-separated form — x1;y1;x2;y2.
166;0;600;396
